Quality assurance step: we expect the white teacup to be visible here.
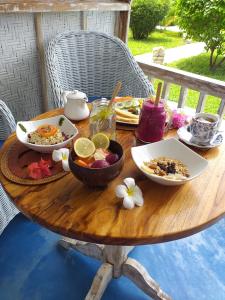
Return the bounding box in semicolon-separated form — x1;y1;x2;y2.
189;113;220;145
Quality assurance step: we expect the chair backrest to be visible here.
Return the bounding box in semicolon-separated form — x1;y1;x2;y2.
0;100;16;140
47;31;154;108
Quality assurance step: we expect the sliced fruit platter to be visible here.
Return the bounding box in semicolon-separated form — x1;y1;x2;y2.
69;132;124;187
73;133;120;169
115;97;172;126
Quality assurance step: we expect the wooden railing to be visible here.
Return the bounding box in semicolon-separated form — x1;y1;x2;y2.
138;62;225;117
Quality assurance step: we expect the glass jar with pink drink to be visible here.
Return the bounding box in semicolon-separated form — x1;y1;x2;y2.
136;99;166;143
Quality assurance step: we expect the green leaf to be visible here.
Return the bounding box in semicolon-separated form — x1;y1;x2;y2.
176;0;225;69
18;123;27;133
58;117;65;126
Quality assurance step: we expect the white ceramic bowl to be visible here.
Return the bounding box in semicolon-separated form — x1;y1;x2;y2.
131;138;208;186
16;115;78;153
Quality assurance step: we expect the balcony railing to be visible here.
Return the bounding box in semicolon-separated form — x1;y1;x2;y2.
138;62;225;118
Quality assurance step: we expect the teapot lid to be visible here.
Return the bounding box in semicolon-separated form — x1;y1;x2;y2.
66;90;87;100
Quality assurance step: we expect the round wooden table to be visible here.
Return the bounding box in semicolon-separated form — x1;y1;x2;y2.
1;108;225;300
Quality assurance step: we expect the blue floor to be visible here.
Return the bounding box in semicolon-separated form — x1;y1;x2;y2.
0;214;225;300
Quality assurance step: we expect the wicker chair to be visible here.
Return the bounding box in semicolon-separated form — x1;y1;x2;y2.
0;100;19;235
46;31;154;108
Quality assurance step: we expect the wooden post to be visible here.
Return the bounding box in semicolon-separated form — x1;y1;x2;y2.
161;82;171;101
116;9;130;43
34;13;48;112
196;92;207;113
178;86;188;108
80;11;87;30
218;98;225;117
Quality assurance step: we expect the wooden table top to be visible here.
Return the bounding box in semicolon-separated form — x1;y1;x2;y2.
1;108;225;246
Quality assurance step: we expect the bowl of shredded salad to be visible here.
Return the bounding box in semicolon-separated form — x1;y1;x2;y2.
16;115;78;153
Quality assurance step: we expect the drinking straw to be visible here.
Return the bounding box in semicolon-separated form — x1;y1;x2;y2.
154;82;162;107
108;81;122;108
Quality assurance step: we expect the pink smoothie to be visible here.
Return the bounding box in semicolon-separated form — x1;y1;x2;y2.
136;100;166;143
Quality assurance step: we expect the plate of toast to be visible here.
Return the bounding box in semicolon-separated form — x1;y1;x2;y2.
115;97;143;125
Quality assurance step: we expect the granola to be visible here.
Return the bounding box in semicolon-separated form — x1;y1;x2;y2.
142;157;190;180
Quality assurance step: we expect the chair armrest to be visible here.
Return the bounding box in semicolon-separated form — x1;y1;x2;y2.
0;184;19;235
0;100;16;140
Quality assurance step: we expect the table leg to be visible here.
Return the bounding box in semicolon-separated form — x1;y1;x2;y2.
122;257;171;300
85;263;113;300
58;238;171;300
59;237;104;261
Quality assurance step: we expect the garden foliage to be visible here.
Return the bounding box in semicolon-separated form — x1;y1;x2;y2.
161;0;177;27
176;0;225;70
130;0;169;40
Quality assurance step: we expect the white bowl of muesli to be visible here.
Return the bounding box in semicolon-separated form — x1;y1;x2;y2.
16;115;78;153
131;138;208;186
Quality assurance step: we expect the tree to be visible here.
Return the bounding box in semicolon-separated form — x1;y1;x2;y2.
130;0;169;40
176;0;225;70
161;0;177;27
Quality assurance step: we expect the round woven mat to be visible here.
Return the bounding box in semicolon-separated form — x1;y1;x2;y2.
1;140;68;185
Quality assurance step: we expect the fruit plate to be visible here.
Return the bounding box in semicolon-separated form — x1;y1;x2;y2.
131;138;208;186
0;140;67;185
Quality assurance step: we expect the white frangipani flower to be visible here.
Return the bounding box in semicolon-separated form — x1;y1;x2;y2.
52;148;70;171
115;177;144;210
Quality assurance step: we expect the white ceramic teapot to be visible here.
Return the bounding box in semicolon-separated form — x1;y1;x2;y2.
62;90;89;121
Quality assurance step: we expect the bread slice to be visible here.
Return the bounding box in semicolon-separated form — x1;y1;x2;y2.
115;108;139;119
116;115;139;124
114;96;133;102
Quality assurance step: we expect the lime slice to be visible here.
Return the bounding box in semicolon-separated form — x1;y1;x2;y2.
115;102;125;109
74;138;96;158
124;100;133;108
91;133;110;150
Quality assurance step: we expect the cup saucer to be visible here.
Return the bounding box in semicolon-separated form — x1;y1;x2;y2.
177;125;223;149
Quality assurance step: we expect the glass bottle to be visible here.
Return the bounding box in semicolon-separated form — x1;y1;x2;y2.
89;98;116;140
136;99;166;143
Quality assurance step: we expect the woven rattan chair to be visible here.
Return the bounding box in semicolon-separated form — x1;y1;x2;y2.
47;31;154;108
0;100;19;235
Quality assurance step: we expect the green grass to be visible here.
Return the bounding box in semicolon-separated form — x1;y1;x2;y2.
128;29;185;56
153;53;225;114
169;53;225;81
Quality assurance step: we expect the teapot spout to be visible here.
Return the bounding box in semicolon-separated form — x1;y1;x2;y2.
78;98;88;106
83;97;88;103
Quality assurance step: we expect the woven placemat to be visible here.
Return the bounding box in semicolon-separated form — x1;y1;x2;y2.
1;140;68;185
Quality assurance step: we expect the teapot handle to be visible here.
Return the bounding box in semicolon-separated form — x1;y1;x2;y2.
62;91;70;105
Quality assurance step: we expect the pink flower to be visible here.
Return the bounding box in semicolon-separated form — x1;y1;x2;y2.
172;111;188;129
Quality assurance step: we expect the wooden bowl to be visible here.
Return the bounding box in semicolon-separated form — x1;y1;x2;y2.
69;140;124;187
